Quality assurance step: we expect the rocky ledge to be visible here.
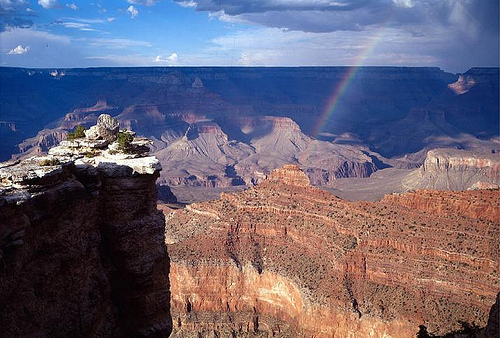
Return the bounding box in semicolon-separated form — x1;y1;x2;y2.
0;115;172;337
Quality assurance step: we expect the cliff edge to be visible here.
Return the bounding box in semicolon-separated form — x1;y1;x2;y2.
0;116;172;337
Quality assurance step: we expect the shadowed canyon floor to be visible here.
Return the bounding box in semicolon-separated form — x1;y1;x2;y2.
162;165;499;337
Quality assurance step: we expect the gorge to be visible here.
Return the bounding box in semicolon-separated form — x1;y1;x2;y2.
0;65;499;337
2;67;498;202
1;140;498;336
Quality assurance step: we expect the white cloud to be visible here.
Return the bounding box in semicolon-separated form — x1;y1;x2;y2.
127;5;138;18
7;44;30;54
107;17;115;22
128;0;160;6
0;0;27;10
85;54;155;66
155;53;179;64
197;25;465;70
62;22;97;31
0;28;81;67
393;0;414;8
63;17;105;24
38;0;59;9
83;37;152;49
177;1;196;8
66;3;77;10
209;10;245;23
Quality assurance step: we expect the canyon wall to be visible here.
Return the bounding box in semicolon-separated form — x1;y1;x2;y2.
404;148;500;191
164;165;499;337
0;155;172;337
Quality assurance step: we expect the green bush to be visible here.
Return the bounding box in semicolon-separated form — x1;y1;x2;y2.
67;125;86;140
116;130;133;152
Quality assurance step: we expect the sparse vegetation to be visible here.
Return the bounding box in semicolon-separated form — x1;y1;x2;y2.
39;158;60;166
83;150;98;158
67;124;86;140
117;129;133;152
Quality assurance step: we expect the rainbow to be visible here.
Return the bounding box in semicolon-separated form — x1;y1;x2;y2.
312;25;388;138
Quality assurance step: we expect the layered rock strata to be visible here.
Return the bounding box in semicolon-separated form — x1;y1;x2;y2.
403;148;500;191
164;165;499;337
0;118;172;337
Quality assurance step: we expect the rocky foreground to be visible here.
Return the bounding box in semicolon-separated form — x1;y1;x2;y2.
0;116;172;336
163;165;499;337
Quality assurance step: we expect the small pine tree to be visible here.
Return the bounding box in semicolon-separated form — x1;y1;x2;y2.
116;130;133;152
67;125;86;140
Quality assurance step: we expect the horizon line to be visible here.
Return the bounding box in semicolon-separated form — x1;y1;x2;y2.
1;65;499;73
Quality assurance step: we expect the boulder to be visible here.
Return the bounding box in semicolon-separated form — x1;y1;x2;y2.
96;114;119;142
84;126;100;140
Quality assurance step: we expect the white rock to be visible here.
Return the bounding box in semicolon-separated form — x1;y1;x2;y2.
93;156;161;176
97;114;119;134
84;126;100;140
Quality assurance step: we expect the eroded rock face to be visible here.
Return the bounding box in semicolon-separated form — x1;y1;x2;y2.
267;164;311;187
97;113;120;141
382;189;500;223
448;74;477;95
164;165;499;337
0;156;171;335
404;148;500;191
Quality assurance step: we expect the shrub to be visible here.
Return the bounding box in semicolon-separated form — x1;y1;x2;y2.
116;130;133;152
67;125;86;140
83;150;98;158
39;158;60;166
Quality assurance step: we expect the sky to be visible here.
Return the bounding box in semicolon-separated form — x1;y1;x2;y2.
0;0;498;72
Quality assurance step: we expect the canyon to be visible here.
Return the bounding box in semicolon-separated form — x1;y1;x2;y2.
0;65;499;337
1;66;498;202
163;165;499;337
0;141;498;336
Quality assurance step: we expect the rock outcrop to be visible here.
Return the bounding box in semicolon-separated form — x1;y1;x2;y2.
0;116;172;337
164;165;499;337
448;74;476;95
382;189;500;223
403;148;500;191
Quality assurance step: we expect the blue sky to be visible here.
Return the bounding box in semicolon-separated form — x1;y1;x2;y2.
0;0;498;72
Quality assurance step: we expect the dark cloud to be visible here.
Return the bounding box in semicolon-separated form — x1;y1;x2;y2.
0;15;33;31
180;0;374;15
175;0;499;36
174;0;498;71
0;0;34;32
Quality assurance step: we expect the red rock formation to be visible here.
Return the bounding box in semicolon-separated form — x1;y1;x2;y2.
267;164;311;187
383;189;500;222
164;165;500;337
0;155;172;337
448;74;477;95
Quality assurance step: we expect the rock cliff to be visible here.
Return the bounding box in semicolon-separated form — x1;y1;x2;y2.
164;165;499;337
0;117;172;337
403;148;500;191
